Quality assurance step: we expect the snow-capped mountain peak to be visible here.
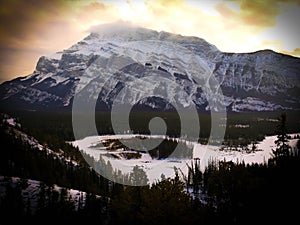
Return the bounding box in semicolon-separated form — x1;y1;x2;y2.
0;23;299;112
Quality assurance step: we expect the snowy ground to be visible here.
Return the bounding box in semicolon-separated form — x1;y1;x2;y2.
0;176;88;213
3;117;79;166
72;134;299;185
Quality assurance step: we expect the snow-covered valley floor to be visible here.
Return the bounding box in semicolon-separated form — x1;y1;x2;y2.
72;134;299;185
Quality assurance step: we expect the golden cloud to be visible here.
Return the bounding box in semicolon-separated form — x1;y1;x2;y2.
0;0;299;82
282;48;300;56
217;0;300;28
0;0;117;82
215;0;280;32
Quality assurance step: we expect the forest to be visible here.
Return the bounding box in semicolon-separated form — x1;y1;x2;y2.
0;111;299;224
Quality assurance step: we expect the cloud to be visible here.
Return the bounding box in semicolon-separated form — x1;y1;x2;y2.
290;48;300;55
215;0;280;32
282;48;300;56
0;0;299;83
0;0;78;81
212;0;300;56
75;1;119;28
0;0;117;82
128;0;267;52
216;0;300;29
0;0;77;46
89;20;138;33
250;2;300;57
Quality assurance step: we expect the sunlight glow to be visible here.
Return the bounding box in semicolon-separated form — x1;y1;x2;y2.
1;0;299;82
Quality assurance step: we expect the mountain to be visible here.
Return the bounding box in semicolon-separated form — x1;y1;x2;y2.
0;22;299;112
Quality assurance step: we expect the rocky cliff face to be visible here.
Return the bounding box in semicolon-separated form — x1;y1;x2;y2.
0;23;299;112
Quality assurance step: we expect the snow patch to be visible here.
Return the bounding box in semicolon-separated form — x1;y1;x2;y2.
6;118;16;126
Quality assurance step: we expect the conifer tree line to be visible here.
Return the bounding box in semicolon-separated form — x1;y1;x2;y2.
0;113;299;224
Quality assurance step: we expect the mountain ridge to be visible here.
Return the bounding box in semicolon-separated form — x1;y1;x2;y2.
0;23;299;112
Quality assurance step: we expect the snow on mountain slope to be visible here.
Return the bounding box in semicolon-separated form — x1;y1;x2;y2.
0;22;299;111
0;115;108;214
2;115;78;166
0;176;89;213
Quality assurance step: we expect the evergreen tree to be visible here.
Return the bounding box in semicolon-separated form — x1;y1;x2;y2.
297;139;300;153
129;165;149;186
273;113;291;158
0;177;24;219
185;158;202;193
249;141;259;153
37;182;46;211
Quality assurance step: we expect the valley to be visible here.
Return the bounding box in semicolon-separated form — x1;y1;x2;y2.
0;22;299;224
72;132;300;185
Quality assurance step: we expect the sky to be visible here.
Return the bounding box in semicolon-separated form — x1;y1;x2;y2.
0;0;300;83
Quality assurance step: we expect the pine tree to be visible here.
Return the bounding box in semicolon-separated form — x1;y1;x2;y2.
273;113;291;158
129;165;149;186
249;141;258;153
37;182;46;211
185;158;202;193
